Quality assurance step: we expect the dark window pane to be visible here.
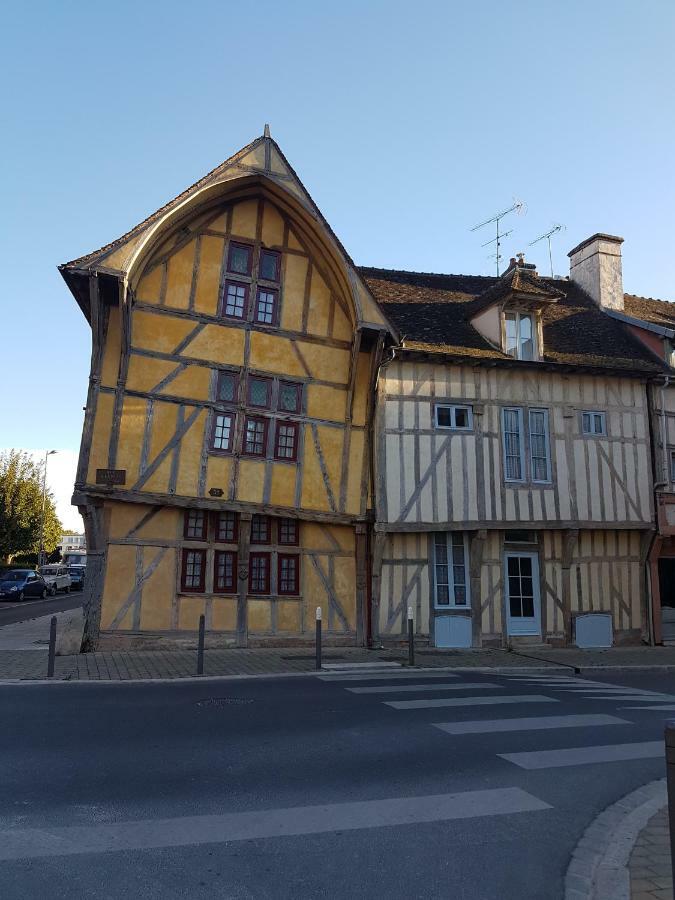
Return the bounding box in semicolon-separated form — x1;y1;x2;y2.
454;408;468;428
436;584;450;605
279;518;298;545
214;551;236;592
217;512;237;543
454;585;467;605
244;418;266;455
228;243;251;275
248;378;270;408
279;382;301;412
251;515;269;544
522;596;535;618
260;249;280;282
520;559;533;577
279;555;299;594
217;373;237;403
509;594;522;617
507;557;520;576
436;407;452;427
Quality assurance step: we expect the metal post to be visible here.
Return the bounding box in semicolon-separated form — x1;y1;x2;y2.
197;614;205;676
47;616;57;678
407;606;415;667
315;607;322;670
665;722;675;880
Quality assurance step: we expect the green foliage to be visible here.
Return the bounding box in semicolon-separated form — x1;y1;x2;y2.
0;450;62;563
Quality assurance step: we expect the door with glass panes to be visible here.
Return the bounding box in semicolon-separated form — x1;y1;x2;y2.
433;532;471;647
504;551;541;636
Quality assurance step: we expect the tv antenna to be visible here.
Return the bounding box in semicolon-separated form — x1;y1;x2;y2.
529;224;565;277
471;200;525;276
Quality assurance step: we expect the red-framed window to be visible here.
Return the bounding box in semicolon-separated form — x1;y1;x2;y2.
278;518;299;545
184;509;207;541
181;548;206;592
215;511;238;543
243;416;268;456
249;552;271;594
254;288;278;326
216;371;239;404
274;421;298;461
221;280;248;319
211;413;235;452
251;514;270;544
227;242;253;276
278;554;300;595
213;550;237;593
259;248;281;282
247;376;272;408
278;381;302;413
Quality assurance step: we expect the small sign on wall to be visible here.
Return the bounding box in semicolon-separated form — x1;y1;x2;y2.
209;487;224;497
96;469;126;485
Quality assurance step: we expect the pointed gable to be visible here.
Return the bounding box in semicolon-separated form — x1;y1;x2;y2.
60;130;395;336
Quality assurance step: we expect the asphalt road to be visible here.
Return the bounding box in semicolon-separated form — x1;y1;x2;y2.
1;668;673;899
0;590;83;627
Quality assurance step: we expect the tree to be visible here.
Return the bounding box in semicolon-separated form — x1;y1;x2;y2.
0;450;62;564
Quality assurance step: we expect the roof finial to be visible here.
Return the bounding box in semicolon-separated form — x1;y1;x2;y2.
263;123;271;138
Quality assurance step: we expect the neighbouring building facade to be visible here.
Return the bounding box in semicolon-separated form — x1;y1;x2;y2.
62;132;673;650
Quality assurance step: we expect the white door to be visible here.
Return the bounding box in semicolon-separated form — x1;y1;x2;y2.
504;552;541;637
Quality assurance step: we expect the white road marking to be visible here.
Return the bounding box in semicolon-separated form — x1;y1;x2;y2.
582;695;675;702
500;741;663;769
0;788;551;860
318;672;460;682
433;714;629;735
620;704;675;711
320;662;401;670
385;694;557;710
347;682;502;694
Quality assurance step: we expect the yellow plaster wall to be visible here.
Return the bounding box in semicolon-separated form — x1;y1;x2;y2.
236;459;265;504
164;240;195;310
262;202;284;247
193;235;224;315
100;544;137;630
127;356;177;393
86;393;115;483
136;263;163;304
231;199;258;238
175;410;208;496
182;325;245;367
101;308;121;388
139;548;177;631
212;599;237;631
280;254;308;333
114;396;148;485
132;310;196;354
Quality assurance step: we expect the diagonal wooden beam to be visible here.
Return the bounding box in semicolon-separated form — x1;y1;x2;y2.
150;362;188;396
308;554;349;632
109;546;168;630
596;443;642;520
310;424;337;512
386;565;423;632
397;436;451;522
131;406;202;491
172;323;205;357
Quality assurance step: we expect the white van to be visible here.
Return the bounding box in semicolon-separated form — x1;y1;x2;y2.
38;565;72;596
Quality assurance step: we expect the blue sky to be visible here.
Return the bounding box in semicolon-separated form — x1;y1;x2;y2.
1;0;673;525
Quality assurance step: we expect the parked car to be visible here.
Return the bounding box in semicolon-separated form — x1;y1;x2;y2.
38;565;72;596
0;570;48;601
68;566;86;591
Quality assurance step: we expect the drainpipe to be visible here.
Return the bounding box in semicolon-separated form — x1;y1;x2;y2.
655;375;672;488
647;375;671;645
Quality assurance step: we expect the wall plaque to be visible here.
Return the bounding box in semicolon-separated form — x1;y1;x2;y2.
96;468;126;485
209;487;224;497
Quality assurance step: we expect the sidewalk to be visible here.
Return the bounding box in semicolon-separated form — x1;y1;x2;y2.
5;612;675;681
629;806;672;899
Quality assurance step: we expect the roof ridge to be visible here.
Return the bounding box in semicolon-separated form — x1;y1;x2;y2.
358;265;496;280
625;291;675;306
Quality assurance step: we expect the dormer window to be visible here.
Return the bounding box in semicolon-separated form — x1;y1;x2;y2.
505;311;537;361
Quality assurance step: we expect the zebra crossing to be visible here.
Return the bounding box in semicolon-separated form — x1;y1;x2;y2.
317;667;670;771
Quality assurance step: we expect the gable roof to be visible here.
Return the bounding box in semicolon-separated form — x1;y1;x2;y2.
359;266;667;376
60;131;395;334
624;293;675;329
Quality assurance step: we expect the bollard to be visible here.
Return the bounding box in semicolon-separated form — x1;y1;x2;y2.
666;722;675;881
407;606;415;667
315;607;322;670
47;616;57;678
197;614;205;676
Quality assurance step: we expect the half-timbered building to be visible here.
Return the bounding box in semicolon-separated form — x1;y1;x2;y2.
361;237;666;648
60;130;395;649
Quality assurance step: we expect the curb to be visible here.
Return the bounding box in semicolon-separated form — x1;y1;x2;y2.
0;664;573;686
564;779;667;900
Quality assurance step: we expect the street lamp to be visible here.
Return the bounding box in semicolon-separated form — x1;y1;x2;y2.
38;450;57;567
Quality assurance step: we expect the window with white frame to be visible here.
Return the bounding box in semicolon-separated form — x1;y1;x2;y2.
433;532;469;607
504;311;537;360
502;407;525;481
502;406;551;483
434;404;473;430
581;410;607;436
528;408;551;482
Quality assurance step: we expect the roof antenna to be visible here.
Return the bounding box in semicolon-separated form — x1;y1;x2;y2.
263;123;271;138
471;200;526;276
529;224;565;278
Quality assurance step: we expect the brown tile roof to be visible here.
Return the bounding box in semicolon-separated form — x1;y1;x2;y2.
624;293;675;328
359;266;667;375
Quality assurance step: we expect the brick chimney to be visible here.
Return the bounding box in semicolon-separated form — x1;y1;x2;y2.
568;233;624;311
